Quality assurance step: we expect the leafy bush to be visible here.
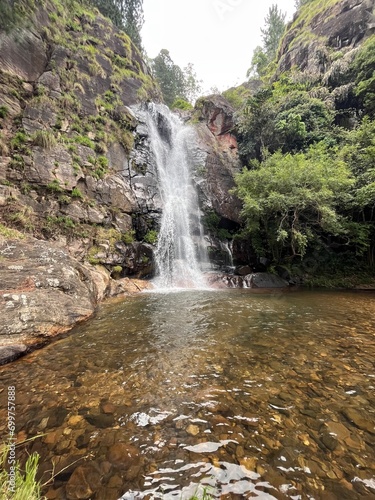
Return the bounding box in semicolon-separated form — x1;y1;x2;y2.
144;229;158;244
234;143;356;260
0;105;9;118
171;98;193;110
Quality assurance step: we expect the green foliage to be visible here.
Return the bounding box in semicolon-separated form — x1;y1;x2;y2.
74;135;95;149
234;144;356;260
151;50;202;107
10;131;27;151
0;445;42;499
143;229;158;244
71;187;83;198
171;98;193;111
0;105;9;119
248;5;286;78
261;4;286;60
88;0;144;48
32;130;57;149
203;210;232;240
112;265;123;276
238;77;334;162
222;84;253;110
46;215;75;230
352;35;375;116
47;179;64;193
0;0;36;31
0;223;25;240
122;229;135;244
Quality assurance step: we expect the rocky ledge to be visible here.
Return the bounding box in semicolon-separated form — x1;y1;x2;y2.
207;271;290;289
0;236;151;365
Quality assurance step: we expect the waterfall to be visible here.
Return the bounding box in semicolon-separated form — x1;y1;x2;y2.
143;103;209;289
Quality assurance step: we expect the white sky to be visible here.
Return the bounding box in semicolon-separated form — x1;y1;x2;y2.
142;0;297;94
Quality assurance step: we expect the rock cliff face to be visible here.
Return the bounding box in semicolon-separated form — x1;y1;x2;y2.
0;0;160;281
278;0;375;75
188;95;242;264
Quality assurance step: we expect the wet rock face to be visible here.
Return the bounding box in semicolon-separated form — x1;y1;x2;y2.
0;28;48;82
190;95;242;225
207;272;289;289
278;0;375;74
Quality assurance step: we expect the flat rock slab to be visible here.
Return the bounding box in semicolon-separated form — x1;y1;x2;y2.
0;237;99;350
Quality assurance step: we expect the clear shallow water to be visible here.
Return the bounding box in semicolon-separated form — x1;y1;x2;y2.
0;289;375;499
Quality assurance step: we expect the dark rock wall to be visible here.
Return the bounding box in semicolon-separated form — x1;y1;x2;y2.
278;0;375;76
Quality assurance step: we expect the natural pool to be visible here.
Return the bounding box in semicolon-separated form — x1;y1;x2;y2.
0;289;375;499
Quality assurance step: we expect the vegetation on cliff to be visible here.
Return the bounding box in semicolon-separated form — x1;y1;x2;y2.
0;0;160;278
232;0;375;285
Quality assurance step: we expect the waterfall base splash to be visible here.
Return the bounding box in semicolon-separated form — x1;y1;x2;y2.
140;103;210;290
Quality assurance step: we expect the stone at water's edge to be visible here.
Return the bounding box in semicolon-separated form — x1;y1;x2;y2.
0;237;151;365
207;272;289;289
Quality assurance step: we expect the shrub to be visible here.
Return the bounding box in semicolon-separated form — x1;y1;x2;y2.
122;230;135;244
172;98;193;110
0;105;9;118
74;135;95;149
71;187;83;199
32;130;57;149
144;229;158;245
10;131;27;151
47;179;64;193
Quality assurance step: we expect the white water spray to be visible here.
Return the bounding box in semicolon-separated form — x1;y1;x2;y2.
144;103;209;289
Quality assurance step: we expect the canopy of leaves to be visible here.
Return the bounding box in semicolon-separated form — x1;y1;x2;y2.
248;4;286;78
237;75;335;163
151;50;201;107
352;35;375;117
88;0;144;48
234;144;357;260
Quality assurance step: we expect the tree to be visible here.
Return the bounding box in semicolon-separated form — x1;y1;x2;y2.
182;63;202;103
234;144;356;261
89;0;144;48
151;50;185;107
151;51;202;107
123;0;144;49
247;46;269;78
247;4;286;78
261;4;286;61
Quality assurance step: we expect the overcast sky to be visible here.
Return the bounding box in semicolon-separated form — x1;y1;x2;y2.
142;0;297;93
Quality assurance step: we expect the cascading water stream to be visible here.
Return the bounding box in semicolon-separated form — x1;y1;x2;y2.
143;103;209;289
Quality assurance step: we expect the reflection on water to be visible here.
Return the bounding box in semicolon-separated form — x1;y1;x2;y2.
0;289;375;499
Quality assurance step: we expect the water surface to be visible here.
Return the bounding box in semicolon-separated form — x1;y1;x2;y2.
0;289;374;499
